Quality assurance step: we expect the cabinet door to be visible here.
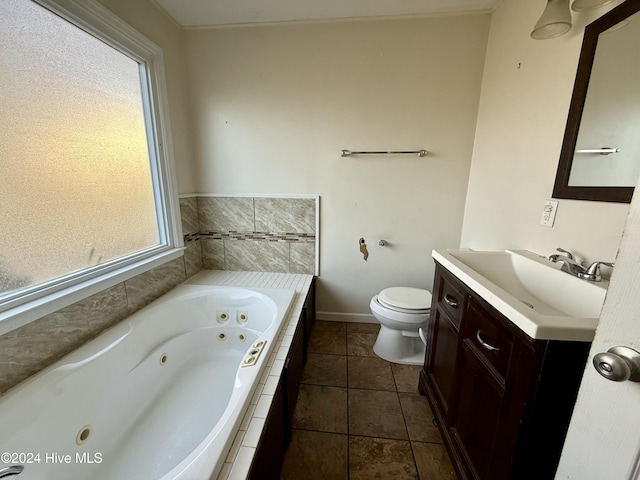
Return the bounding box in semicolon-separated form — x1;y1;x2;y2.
450;339;505;480
427;308;459;416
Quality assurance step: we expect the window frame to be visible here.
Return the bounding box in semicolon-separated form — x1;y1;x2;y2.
0;0;183;335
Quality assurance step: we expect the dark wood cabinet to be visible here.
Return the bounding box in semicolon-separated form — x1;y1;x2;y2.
419;264;590;480
303;282;316;359
451;338;505;479
247;374;287;480
248;278;315;479
426;269;466;416
427;307;459;416
285;310;306;439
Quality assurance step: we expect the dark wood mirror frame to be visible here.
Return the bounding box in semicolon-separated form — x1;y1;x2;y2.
553;0;640;204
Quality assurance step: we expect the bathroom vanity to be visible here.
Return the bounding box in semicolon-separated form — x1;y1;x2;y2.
419;250;603;480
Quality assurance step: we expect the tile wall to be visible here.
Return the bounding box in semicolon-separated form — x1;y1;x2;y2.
0;195;316;395
179;196;205;277
182;196;317;275
0;257;193;395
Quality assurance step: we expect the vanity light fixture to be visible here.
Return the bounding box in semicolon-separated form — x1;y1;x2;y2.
531;0;572;40
571;0;616;12
531;0;615;39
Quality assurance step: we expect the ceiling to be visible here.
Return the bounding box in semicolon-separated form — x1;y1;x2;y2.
153;0;501;28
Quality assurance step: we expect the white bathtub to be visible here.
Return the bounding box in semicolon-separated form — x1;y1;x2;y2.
0;284;295;480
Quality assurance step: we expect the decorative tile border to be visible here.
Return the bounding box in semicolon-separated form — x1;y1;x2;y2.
184;232;201;244
200;232;315;243
182;232;315;247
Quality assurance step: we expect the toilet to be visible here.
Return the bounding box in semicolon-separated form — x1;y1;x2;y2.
369;286;432;365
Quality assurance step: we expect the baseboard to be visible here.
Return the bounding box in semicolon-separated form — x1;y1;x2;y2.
316;311;377;324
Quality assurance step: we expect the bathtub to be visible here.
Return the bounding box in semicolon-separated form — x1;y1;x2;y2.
0;284;295;480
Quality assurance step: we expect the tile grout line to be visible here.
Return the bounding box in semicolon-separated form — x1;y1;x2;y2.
389;362;419;471
397;381;423;479
288;322;454;480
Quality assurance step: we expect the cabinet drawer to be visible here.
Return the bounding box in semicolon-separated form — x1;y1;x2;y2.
436;272;465;328
463;298;514;382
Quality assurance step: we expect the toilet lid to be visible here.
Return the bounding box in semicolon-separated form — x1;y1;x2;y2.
378;287;432;311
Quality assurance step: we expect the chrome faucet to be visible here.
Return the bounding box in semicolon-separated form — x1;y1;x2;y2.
548;248;614;282
0;465;24;478
548;248;586;276
548;247;576;262
578;261;615;282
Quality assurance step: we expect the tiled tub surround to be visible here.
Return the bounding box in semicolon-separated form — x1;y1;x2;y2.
0;255;202;395
179;196;318;275
0;269;311;478
1;195;313;396
0;277;300;480
179;196;204;278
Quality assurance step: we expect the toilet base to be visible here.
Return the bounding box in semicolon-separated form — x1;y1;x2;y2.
372;324;426;365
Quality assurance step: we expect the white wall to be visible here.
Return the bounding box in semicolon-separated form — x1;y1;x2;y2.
185;15;490;318
461;0;629;264
98;0;630;317
98;0;196;194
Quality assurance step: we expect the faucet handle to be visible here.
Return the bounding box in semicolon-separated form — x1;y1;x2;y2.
587;261;614;272
551;248;584;266
556;247;575;261
580;261;615;282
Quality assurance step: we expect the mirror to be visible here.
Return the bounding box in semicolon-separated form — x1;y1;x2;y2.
553;0;640;203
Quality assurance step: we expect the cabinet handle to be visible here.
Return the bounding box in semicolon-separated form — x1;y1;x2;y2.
476;330;500;354
444;294;459;309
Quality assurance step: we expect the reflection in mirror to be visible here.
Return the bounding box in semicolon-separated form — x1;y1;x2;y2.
570;12;640;187
553;0;640;203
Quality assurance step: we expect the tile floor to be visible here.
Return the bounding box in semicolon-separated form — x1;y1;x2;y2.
280;321;457;480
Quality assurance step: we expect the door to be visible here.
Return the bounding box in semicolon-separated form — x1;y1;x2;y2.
555;184;640;479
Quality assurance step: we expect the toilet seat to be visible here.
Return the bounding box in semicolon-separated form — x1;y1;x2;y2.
378;287;432;313
371;296;430;326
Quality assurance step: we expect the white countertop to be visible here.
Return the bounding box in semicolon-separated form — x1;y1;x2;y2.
432;249;606;342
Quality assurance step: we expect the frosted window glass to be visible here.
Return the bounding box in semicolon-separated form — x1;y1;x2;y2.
0;0;160;296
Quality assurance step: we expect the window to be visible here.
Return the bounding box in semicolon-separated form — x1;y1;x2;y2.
0;0;182;331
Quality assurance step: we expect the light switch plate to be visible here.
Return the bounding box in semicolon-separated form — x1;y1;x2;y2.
540;200;558;227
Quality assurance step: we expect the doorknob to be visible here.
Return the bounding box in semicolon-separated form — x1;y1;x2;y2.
593;346;640;382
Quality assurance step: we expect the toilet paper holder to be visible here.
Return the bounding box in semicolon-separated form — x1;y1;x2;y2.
359;238;369;261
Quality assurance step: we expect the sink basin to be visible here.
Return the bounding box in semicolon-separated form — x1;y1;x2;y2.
432;249;607;341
